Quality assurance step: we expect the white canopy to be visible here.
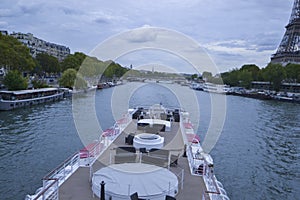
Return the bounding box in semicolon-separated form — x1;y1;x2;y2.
92;163;178;200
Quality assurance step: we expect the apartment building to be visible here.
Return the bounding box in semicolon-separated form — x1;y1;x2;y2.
10;32;70;61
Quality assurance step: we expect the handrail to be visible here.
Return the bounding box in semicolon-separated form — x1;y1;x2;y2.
180;111;229;200
43;152;79;180
32;178;59;200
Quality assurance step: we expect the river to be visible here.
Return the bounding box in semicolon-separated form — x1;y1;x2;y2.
0;82;299;200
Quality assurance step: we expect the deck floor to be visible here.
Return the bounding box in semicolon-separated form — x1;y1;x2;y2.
59;120;209;200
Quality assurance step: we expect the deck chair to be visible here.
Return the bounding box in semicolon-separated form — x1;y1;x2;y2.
165;195;176;200
130;192;146;200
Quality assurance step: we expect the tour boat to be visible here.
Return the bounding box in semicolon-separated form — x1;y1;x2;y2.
0;88;64;111
203;83;230;94
25;104;229;200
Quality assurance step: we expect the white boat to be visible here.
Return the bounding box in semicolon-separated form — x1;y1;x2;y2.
190;82;204;91
203;83;230;94
25;104;229;200
0;88;64;111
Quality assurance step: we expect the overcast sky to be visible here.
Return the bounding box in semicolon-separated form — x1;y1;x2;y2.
0;0;294;73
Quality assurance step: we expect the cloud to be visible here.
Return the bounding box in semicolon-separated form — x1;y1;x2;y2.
126;26;158;43
0;8;16;17
203;39;275;69
17;1;44;15
0;0;294;72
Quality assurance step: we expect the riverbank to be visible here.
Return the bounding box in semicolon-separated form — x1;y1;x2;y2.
227;90;300;103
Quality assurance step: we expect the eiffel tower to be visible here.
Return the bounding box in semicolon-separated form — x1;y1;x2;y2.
271;0;300;65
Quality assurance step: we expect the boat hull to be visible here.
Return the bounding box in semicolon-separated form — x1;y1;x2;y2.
0;92;64;111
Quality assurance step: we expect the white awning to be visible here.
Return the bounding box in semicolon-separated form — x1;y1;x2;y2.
92;163;178;200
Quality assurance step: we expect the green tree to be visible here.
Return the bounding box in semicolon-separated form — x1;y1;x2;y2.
222;69;239;86
59;68;77;89
202;71;212;80
262;63;286;91
285;63;300;82
31;79;48;89
35;53;60;74
102;61;129;79
240;64;260;80
191;74;198;80
238;70;253;89
0;34;35;72
3;70;28;90
60;52;86;72
59;68;87;89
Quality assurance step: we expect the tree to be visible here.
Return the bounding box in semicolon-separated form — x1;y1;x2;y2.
222;69;239;86
202;71;212;80
59;68;77;89
0;34;35;72
191;74;198;80
262;63;286;91
238;70;253;89
60;52;86;72
3;70;28;90
285;63;300;82
240;64;260;80
59;68;87;89
102;61;129;79
31;79;48;89
35;53;60;75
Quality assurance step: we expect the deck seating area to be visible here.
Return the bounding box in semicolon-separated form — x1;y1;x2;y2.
57;105;217;200
114;147;137;164
114;147;172;168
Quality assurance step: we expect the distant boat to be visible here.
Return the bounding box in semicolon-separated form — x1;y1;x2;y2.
97;82;113;89
190;82;204;91
0;88;64;111
203;83;230;94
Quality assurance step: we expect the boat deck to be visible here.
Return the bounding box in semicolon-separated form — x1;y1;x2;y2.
59;120;210;200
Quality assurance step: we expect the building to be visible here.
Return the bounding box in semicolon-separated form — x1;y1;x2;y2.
252;81;300;93
10;32;70;61
0;30;8;35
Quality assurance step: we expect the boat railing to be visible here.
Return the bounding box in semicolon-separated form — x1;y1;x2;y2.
43;152;80;182
174;167;185;191
180;113;230;200
25;178;59;200
25;111;133;200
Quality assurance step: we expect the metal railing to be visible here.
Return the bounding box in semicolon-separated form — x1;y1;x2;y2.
180;112;230;200
25;179;59;200
25;112;132;200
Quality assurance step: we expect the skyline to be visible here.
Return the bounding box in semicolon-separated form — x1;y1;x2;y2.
0;0;294;73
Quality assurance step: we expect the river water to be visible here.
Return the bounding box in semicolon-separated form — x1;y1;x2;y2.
0;82;299;200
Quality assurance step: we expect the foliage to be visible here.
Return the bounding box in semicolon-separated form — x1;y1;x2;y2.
221;63;293;91
240;64;260;80
59;68;87;89
31;79;48;89
191;74;198;80
202;71;212;80
79;56;106;78
60;52;86;72
74;73;87;89
34;53;60;74
0;34;35;71
102;61;129;79
222;69;239;86
285;63;300;82
59;68;77;89
238;70;253;89
262;63;286;91
3;70;28;90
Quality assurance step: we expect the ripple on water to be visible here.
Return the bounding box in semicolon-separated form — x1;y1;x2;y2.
254;101;300;199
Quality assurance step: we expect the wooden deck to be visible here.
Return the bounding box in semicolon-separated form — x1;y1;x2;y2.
59;120;209;200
